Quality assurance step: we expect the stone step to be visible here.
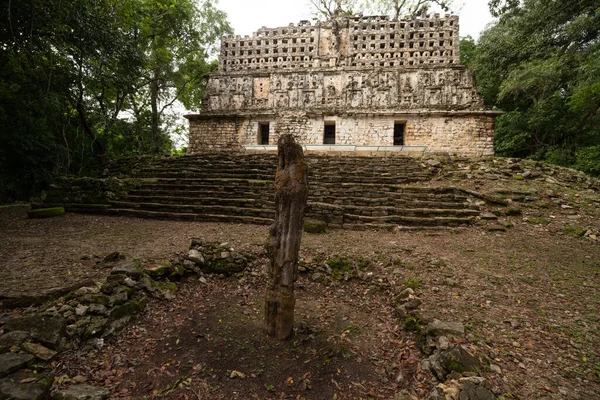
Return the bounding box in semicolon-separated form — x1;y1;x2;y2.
342;214;475;227
309;202;480;218
311;196;470;209
110;201;275;219
104;208;273;225
123;195;274;208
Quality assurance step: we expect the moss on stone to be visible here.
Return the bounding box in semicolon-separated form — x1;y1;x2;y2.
403;316;422;333
504;207;522;216
304;219;327;234
154;280;177;292
109;296;148;320
27;207;65;218
204;259;246;275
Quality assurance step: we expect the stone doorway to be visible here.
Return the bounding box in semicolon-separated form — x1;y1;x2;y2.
259;122;270;145
394;122;405;146
323;122;336;144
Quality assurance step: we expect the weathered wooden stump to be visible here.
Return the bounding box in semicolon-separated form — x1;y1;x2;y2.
264;135;308;340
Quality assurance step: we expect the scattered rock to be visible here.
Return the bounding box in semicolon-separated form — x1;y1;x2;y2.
437;336;450;350
489;364;501;374
487;224;506;232
425;345;480;380
229;370;245;379
504;207;522;216
144;263;172;278
21;342;57;361
53;384;110;400
75;305;89;317
109;296;148;321
110;262;142;278
459;381;495;400
108;292;128;306
73;287;99;296
188;249;205;265
426;320;465;337
102;252;124;263
87;304;108;315
0;353;34;378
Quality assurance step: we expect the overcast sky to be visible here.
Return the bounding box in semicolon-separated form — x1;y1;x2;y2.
216;0;495;39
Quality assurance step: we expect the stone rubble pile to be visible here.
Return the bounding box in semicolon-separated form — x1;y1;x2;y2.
391;286;497;400
0;240;257;400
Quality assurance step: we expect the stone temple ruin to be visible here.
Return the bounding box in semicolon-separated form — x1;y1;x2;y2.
186;14;501;156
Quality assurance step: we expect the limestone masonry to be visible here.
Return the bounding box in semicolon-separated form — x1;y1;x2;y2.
186;14;501;156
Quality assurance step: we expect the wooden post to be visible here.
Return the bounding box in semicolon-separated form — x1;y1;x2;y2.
264;134;308;340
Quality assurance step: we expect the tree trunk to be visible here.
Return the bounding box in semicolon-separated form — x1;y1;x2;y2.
264;135;308;340
150;68;161;153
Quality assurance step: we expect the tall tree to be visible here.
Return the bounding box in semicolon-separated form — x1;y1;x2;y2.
362;0;454;20
135;0;231;153
471;0;600;171
310;0;455;20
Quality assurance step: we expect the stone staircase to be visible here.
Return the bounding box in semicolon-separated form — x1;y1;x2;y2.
103;152;481;229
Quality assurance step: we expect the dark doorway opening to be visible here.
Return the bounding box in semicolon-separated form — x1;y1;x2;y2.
323;122;336;144
394;122;405;146
259;123;270;145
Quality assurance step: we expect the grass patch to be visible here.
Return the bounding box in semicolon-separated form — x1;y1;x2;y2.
561;225;586;238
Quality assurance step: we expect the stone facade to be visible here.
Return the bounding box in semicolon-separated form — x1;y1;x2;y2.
186;14;500;156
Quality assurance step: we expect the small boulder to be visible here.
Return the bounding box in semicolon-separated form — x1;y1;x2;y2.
486;224;506;232
53;384;110;400
0;370;53;400
75;305;89;317
459;380;495;400
103;252;124;263
0;353;34;377
304;219;327;234
0;331;31;353
188;249;205;265
440;345;480;375
426;320;465;337
21;342;57;361
3;315;66;350
110;262;142;278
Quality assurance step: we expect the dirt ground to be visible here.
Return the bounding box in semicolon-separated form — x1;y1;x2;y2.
1;201;600;399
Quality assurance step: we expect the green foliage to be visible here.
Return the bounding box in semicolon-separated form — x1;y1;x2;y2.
561;225;586;238
574;146;600;177
459;35;476;67
403;315;422;332
472;0;600;174
404;277;420;290
0;0;231;202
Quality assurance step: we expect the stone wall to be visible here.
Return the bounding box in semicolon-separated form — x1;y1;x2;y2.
219;14;459;72
188;111;496;156
188;116;242;153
